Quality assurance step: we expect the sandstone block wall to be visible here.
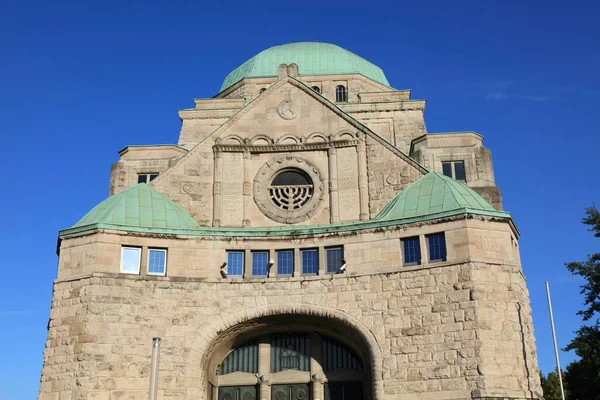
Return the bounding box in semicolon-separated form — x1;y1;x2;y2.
39;262;541;400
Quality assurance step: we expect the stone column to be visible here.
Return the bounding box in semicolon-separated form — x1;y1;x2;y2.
328;147;340;223
294;248;301;277
310;333;324;400
243;151;252;227
258;339;271;400
357;140;369;221
213;150;223;227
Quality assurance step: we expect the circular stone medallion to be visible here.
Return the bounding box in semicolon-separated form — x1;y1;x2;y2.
253;155;325;224
277;99;298;120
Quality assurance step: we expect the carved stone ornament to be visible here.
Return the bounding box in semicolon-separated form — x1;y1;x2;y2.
277;99;298;120
253;155;325;224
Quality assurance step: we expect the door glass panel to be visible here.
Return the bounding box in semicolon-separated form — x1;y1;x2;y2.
218;386;257;400
325;382;363;400
272;384;310;400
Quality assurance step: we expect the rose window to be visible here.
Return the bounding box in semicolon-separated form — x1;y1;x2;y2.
269;169;314;210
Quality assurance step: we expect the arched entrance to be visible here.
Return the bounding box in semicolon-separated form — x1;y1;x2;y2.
204;314;373;400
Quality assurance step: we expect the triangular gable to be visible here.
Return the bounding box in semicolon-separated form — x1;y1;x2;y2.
155;75;427;183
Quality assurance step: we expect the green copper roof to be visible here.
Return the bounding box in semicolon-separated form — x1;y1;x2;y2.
375;172;498;221
73;183;201;230
220;42;390;92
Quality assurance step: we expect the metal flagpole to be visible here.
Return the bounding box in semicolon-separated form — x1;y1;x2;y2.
545;281;566;400
148;337;161;400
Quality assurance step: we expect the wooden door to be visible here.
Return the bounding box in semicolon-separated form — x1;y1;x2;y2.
218;385;257;400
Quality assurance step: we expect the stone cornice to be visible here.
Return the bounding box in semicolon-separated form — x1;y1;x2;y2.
213;139;361;153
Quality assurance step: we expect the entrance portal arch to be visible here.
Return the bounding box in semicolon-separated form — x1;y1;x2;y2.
192;305;383;400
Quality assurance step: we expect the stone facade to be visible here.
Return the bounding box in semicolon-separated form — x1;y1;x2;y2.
39;42;541;400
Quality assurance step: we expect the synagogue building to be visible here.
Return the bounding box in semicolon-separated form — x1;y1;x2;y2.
39;42;542;400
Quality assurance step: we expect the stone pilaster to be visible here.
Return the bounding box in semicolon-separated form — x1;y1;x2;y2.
212;150;223;227
357;139;369;221
327;147;340;223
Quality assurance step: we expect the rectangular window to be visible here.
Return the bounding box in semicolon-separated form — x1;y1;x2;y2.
277;250;294;276
227;251;244;277
252;251;269;277
402;237;421;266
326;246;344;274
138;173;159;184
147;248;167;276
121;247;141;274
441;161;466;182
428;233;447;262
301;249;319;275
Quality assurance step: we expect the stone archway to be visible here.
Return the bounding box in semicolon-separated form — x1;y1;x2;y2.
188;304;384;400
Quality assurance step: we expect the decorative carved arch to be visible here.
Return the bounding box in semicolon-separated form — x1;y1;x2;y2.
276;134;301;145
335;130;358;141
218;135;244;145
251;134;274;146
188;304;384;400
306;132;328;143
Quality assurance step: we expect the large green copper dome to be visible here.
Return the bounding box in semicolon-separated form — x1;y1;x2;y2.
220;42;390;92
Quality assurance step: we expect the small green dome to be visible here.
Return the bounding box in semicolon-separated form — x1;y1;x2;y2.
73;183;201;231
220;42;390;92
375;172;498;221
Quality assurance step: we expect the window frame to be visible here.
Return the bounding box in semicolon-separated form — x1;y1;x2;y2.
441;161;466;182
401;236;421;266
311;86;321;93
226;250;245;277
276;249;295;276
325;246;344;274
146;248;167;276
251;250;269;277
120;246;141;274
335;85;347;102
427;232;447;263
138;172;159;184
301;248;319;275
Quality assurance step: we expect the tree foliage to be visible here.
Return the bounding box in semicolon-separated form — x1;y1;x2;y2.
562;205;600;400
541;370;566;400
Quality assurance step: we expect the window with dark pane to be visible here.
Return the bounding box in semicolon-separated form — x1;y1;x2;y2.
402;237;421;265
311;86;321;93
301;249;319;275
227;251;244;277
270;333;310;372
428;232;447;262
259;88;266;94
335;85;347;102
269;169;314;211
326;246;344;274
218;340;259;374
441;161;466;182
277;250;294;275
137;172;159;184
252;251;269;276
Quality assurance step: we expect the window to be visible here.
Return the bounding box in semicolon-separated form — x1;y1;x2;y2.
326;246;344;274
427;233;447;262
442;161;466;182
301;249;319;275
311;86;321;93
259;88;266;94
147;248;167;276
121;247;141;274
277;250;294;276
269;169;314;211
138;173;159;184
402;237;421;266
252;251;269;276
335;85;347;102
227;251;244;277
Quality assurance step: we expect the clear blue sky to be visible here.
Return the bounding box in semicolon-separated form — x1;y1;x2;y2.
1;0;599;398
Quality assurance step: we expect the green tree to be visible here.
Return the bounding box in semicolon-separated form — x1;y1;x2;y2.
541;370;567;400
563;205;600;400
